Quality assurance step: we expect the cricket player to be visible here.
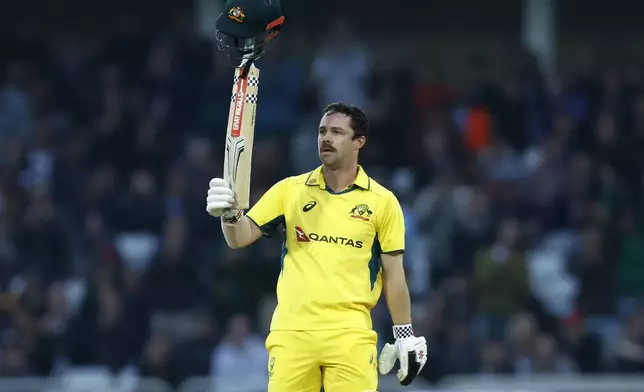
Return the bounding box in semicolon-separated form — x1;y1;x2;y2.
206;103;427;391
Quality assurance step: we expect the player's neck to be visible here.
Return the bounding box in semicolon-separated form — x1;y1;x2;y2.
322;163;359;193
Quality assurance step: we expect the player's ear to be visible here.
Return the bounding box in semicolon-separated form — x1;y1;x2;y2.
354;135;366;150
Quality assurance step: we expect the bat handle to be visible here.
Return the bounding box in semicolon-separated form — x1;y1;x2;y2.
239;60;254;79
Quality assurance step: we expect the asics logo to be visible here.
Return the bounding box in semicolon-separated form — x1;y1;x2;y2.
302;201;317;212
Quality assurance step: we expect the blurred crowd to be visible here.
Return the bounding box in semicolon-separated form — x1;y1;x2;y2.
0;10;643;390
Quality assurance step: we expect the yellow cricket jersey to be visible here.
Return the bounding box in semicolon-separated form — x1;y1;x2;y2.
246;165;405;331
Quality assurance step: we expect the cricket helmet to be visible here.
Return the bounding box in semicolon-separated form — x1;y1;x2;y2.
215;0;285;66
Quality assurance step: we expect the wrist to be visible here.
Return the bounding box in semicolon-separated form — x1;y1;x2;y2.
221;209;243;224
392;324;414;339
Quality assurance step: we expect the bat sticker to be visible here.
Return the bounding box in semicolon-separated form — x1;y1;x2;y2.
225;136;246;186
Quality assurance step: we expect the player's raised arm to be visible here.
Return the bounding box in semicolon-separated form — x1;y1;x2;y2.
222;215;261;249
377;192;428;386
207;177;287;249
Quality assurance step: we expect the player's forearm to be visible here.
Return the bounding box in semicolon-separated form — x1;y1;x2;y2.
221;216;254;249
384;270;413;325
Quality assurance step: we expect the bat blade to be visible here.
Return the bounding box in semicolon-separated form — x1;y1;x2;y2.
224;65;259;210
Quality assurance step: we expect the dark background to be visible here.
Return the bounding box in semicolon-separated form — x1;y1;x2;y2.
0;0;644;391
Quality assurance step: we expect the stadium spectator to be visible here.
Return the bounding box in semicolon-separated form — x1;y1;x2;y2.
474;219;530;339
211;314;267;390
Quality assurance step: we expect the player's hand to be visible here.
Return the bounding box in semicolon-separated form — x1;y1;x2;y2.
206;178;235;216
378;326;427;386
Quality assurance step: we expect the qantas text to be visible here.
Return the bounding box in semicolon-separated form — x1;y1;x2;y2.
295;226;363;248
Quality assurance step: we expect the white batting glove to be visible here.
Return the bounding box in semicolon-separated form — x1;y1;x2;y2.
378;325;427;386
206;178;242;223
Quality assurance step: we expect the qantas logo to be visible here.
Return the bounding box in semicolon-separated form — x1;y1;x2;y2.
294;226;363;248
295;226;310;242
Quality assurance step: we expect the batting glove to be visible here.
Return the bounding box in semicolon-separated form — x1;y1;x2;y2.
378;324;427;386
206;178;242;223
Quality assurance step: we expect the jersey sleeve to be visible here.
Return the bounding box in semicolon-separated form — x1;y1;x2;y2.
246;179;287;237
376;192;406;253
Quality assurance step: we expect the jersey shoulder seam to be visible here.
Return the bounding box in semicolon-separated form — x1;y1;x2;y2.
365;177;394;198
290;170;316;185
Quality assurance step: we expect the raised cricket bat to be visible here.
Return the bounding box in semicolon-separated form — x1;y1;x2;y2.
224;64;260;210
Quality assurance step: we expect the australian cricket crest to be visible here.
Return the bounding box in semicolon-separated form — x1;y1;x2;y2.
350;204;373;222
227;6;246;23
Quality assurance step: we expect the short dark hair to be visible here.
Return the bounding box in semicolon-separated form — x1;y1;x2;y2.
323;102;369;139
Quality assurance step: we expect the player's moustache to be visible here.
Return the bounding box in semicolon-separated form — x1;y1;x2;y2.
320;144;336;152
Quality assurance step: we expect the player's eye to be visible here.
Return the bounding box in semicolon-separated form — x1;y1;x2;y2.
318;128;326;135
